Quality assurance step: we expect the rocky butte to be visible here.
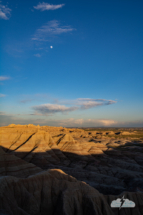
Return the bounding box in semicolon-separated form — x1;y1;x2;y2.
0;124;143;214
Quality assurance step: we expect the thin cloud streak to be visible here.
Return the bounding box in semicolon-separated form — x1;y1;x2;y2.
0;94;6;97
32;20;75;41
34;3;65;11
0;76;10;81
33;104;78;115
18;93;51;104
1;112;143;127
56;98;116;106
20;99;33;104
34;53;41;57
0;3;11;20
57;118;117;127
76;98;116;109
86;119;116;126
0;112;117;127
32;98;117;115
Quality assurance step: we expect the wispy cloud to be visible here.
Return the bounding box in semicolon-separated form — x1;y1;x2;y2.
34;2;65;11
76;98;116;109
32;98;117;115
32;20;75;41
0;111;117;127
0;3;11;20
1;111;143;127
0;76;10;81
58;118;84;126
0;111;5;115
33;104;78;115
0;94;6;97
56;118;117;127
86;119;116;126
34;53;41;57
19;93;51;104
20;99;33;104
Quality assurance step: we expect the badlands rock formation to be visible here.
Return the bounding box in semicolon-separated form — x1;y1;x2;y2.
0;124;143;215
0;146;42;178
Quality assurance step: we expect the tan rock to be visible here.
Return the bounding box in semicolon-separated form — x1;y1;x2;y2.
0;146;42;178
0;169;143;215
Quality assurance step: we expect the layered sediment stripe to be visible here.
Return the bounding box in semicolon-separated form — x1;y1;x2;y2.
0;146;42;178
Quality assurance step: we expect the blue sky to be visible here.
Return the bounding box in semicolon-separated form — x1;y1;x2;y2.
0;0;143;127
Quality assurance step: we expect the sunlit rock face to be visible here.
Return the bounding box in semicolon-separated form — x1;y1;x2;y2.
0;125;143;214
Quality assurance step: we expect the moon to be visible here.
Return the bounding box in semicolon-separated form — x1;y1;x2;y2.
50;46;53;49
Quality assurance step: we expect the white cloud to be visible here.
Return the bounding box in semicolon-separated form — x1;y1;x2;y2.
56;118;84;126
0;113;111;127
0;76;10;81
0;110;143;127
34;53;41;57
49;118;117;127
34;2;65;11
32;98;117;115
76;98;116;109
32;104;78;115
97;119;116;126
56;98;117;107
32;20;75;41
86;119;117;126
50;46;53;49
0;94;6;97
0;3;11;20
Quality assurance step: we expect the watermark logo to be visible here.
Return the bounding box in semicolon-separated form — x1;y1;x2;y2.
111;195;135;209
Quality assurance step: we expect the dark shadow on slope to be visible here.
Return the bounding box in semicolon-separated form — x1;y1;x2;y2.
1;167;143;215
1;146;143;196
11;132;37;152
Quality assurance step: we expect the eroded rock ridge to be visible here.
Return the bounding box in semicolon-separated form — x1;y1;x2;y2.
0;124;143;214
